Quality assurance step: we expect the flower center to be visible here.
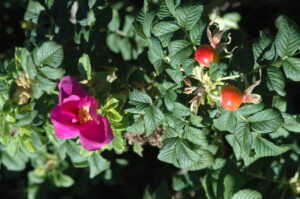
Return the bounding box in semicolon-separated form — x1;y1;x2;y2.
77;107;92;123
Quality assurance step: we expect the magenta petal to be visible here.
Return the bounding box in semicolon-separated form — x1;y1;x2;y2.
79;115;114;151
88;97;98;122
50;105;80;139
58;76;88;104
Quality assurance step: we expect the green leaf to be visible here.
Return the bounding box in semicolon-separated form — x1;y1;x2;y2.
253;136;289;158
144;106;165;136
234;122;253;155
214;111;237;133
282;57;300;81
158;138;213;169
127;116;145;134
152;21;180;46
166;68;182;84
153;21;180;37
225;134;258;166
1;151;28;171
143;11;156;38
173;102;190;117
157;2;172;19
23;51;37;79
237;104;264;116
165;0;176;16
133;143;143;157
111;130;125;152
267;66;286;96
164;90;176;111
6;138;19;157
163;127;182;139
252;31;276;64
183;126;208;146
78;54;92;80
148;37;164;59
209;62;220;81
133;21;147;40
88;153;110;179
24;0;45;23
168;40;193;66
275;15;300;58
108;10;120;31
172;176;185;191
175;140;202;168
147;37;164;69
223;175;236;199
33;41;64;68
157;138;178;165
272;96;287;112
232;189;262;199
53;172;74;187
189;18;206;45
247;109;284;133
128;89;153;108
190;114;204;127
64;140;87;165
31;82;43;99
175;3;203;30
107;109;122;122
36;75;56;92
282;113;300;133
39;66;65;80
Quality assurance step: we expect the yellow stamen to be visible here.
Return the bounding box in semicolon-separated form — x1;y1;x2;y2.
77;107;92;123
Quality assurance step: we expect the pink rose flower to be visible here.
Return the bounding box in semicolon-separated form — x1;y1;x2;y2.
50;76;114;151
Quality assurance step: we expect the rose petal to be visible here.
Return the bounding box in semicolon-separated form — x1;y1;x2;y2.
88;97;98;122
58;76;88;104
50;105;80;139
76;96;98;122
79;115;114;151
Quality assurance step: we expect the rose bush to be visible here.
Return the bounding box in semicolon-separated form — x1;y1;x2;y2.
1;0;300;198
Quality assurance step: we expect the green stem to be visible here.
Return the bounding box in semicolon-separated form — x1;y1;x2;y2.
217;74;241;81
280;185;288;199
245;171;290;185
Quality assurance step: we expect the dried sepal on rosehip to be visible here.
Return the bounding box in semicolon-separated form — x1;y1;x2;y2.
194;21;233;68
206;21;232;49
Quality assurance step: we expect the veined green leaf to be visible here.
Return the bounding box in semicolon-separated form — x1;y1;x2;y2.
144;106;165;136
267;66;286;96
168;40;193;66
275;15;300;58
183;126;208;147
283;57;300;81
78;54;92;80
39;66;65;80
33;41;64;68
232;189;262;199
253;136;289;157
88;153;110;179
247;109;283;133
128;89;152;106
175;3;203;30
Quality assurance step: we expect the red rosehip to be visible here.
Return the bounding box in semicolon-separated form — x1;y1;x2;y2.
221;85;243;111
195;44;219;67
